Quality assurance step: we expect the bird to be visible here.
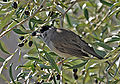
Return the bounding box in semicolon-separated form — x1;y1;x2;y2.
36;25;105;61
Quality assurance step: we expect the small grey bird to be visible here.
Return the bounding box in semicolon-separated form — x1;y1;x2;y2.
37;25;104;60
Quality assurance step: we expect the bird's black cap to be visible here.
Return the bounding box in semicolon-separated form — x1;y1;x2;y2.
40;25;51;33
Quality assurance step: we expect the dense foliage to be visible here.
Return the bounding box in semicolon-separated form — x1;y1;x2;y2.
0;0;120;84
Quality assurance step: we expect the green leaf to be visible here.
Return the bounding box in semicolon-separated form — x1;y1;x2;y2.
94;77;105;82
29;18;44;30
0;40;10;54
109;8;120;18
30;18;44;24
58;1;68;8
9;63;16;84
94;49;106;57
112;80;120;84
115;11;120;19
29;19;35;30
0;49;17;74
84;8;89;20
12;18;26;30
17;72;25;81
15;65;32;70
0;2;12;11
44;51;60;73
66;14;72;27
43;82;52;84
100;24;108;38
0;10;14;30
0;57;5;62
48;52;58;57
39;64;52;69
24;55;41;62
13;29;28;35
95;42;113;50
105;37;120;43
83;70;90;84
15;7;24;18
100;0;113;7
68;61;88;69
41;74;50;79
53;75;57;84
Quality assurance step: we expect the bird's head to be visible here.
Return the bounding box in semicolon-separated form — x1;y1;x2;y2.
36;25;53;39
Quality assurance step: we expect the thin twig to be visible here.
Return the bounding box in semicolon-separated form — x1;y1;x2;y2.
63;1;77;16
0;0;47;39
0;21;13;34
107;54;120;71
94;9;111;30
24;70;32;84
60;1;77;28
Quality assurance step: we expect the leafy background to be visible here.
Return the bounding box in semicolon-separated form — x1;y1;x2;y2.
0;0;120;84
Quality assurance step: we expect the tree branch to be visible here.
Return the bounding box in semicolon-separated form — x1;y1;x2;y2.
0;0;47;39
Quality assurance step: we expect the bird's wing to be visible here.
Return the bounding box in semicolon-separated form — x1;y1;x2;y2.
76;36;103;59
50;28;89;58
51;28;103;59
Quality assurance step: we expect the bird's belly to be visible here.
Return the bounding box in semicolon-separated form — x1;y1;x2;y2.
46;41;71;58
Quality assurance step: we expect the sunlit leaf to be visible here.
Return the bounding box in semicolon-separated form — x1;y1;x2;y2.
0;40;10;54
0;10;14;30
0;49;18;74
30;18;44;24
17;72;25;81
9;63;16;84
95;42;113;50
100;0;113;7
24;55;41;62
105;37;120;43
12;18;26;30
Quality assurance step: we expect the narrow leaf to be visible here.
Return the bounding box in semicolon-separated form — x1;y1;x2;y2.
100;0;113;7
68;61;88;69
12;18;26;30
9;63;16;84
0;49;18;74
30;18;44;24
0;57;5;62
66;14;72;27
84;8;89;20
105;37;120;43
13;29;28;35
0;40;10;54
95;42;113;50
41;74;50;79
44;51;60;73
39;64;52;69
94;49;106;57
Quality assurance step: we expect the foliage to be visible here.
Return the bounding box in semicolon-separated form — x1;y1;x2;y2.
0;0;120;84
